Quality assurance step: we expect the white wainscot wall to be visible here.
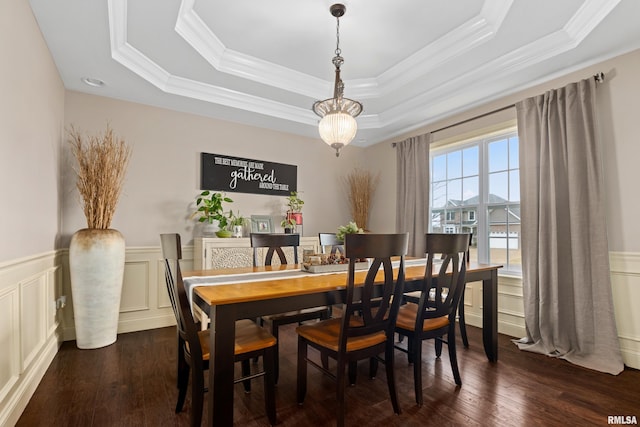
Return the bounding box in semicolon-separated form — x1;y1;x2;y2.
58;246;193;341
610;252;640;369
460;273;526;340
462;252;640;370
0;252;61;427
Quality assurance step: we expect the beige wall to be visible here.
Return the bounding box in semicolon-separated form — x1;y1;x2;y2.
0;2;65;424
365;48;640;253
0;0;65;263
62;92;364;247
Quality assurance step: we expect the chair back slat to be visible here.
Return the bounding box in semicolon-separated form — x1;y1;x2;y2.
319;232;345;256
419;233;469;325
160;233;203;361
250;233;300;266
339;233;408;346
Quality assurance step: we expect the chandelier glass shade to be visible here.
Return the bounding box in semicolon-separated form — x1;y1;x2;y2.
312;4;362;157
318;110;358;151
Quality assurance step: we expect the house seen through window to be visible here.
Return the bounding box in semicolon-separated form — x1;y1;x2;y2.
430;130;521;274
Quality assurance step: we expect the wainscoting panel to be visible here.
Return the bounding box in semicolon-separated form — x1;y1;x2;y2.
120;260;150;313
610;252;640;369
0;252;61;427
459;274;526;340
59;247;179;340
19;274;46;372
0;284;20;407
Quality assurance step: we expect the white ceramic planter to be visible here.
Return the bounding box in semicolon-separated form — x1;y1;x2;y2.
69;228;125;349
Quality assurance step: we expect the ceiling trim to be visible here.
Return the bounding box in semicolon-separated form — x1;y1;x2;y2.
108;0;319;124
107;0;621;137
174;0;330;99
174;0;514;99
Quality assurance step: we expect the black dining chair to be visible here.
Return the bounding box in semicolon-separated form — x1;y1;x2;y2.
319;232;345;256
403;231;472;348
394;233;469;406
160;233;277;426
296;233;409;427
250;233;330;384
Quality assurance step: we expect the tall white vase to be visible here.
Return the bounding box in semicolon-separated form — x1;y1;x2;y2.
69;228;125;349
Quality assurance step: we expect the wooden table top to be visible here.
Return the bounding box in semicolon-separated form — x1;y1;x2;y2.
187;262;501;306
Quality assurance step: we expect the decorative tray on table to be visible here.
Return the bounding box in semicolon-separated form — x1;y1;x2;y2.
301;253;370;273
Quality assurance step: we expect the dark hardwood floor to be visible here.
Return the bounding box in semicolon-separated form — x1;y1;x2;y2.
18;324;640;426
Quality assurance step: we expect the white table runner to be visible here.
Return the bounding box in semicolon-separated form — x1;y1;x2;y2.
183;258;427;304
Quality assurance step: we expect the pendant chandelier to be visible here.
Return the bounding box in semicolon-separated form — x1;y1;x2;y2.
312;4;363;157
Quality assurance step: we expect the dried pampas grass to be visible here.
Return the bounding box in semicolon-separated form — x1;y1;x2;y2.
344;168;379;231
69;125;131;229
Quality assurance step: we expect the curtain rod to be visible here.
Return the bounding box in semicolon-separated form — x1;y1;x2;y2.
392;72;605;146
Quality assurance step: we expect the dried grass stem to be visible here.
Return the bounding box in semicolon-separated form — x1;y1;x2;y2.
344;168;379;231
69;125;131;229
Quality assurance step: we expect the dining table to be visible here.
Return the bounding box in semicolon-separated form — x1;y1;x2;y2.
185;259;502;426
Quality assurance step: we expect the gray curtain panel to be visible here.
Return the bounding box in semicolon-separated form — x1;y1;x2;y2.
515;77;623;375
395;133;431;257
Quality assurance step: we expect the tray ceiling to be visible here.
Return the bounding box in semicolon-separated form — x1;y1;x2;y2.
30;0;640;146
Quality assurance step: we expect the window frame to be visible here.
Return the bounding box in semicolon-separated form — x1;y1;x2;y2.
429;127;521;275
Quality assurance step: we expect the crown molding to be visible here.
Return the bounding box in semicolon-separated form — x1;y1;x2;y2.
108;0;620;136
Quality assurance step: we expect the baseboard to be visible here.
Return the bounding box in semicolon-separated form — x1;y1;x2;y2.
619;335;640;371
461;312;526;340
62;313;176;341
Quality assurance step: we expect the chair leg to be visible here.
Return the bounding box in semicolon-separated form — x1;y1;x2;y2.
348;361;357;385
412;337;424;407
319;311;330;371
254;317;265;364
176;361;190;413
448;329;462;386
241;359;251;393
369;357;378;379
176;335;186;388
270;322;281;385
296;337;308;405
385;341;401;415
321;353;329;370
458;293;469;348
336;357;347;427
263;347;277;425
435;336;443;358
406;334;414;364
191;364;205;427
176;337;189;413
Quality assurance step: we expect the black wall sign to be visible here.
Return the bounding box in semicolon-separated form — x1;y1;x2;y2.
200;153;297;196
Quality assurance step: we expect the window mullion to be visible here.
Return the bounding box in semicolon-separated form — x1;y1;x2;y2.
477;139;489;264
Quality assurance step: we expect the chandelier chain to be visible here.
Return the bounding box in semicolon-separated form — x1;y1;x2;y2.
335;15;341;57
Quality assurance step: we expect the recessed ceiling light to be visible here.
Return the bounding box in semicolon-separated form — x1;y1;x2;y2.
81;77;105;87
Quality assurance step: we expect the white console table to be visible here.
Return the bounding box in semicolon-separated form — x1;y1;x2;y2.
194;236;319;269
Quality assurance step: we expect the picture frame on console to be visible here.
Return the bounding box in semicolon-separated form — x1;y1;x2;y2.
251;215;273;233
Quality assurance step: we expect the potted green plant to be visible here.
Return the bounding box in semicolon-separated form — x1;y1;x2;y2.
336;221;364;243
284;191;304;232
192;191;234;237
281;217;297;234
228;210;247;238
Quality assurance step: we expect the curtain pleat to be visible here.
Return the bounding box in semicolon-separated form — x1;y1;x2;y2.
515;78;623;375
395;134;431;257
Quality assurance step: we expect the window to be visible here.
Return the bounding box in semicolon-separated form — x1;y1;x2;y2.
430;130;521;274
